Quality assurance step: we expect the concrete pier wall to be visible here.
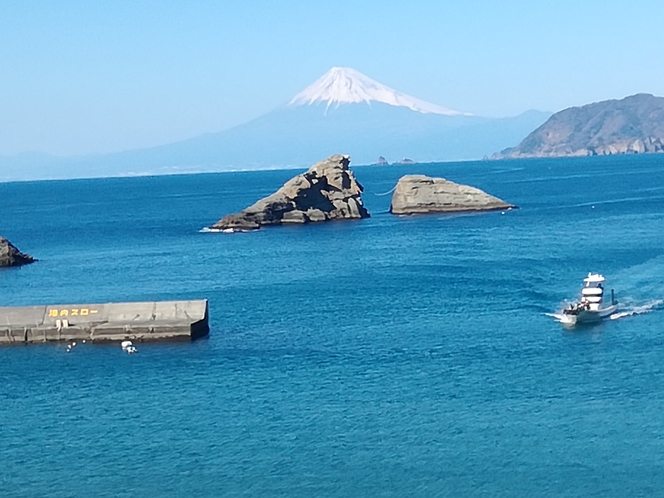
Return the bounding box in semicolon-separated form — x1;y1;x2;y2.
0;300;209;344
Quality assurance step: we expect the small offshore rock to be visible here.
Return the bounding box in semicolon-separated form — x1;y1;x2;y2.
0;236;36;267
209;154;370;231
390;175;515;215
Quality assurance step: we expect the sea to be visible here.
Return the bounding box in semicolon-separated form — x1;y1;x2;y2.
1;155;664;497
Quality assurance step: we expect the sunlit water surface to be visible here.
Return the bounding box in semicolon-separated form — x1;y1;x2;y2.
1;155;664;497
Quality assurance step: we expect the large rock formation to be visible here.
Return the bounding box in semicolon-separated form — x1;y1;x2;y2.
495;93;664;158
0;236;36;267
209;154;370;231
390;175;515;215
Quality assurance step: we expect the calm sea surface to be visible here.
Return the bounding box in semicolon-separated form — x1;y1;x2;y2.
1;156;664;497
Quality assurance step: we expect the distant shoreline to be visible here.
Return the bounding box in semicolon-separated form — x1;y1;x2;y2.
1;153;660;185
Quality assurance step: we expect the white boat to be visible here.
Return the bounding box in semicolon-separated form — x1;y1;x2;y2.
559;273;618;326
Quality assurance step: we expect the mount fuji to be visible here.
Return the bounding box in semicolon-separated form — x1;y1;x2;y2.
0;68;550;180
288;67;469;116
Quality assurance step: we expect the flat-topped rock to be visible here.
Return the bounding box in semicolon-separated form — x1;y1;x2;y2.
208;154;370;231
0;236;36;267
390;175;515;215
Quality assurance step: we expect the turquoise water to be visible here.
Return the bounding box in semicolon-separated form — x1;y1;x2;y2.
1;155;664;497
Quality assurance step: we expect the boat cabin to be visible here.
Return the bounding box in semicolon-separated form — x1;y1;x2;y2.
580;273;605;311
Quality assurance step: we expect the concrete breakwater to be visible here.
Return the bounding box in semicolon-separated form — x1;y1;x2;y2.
0;300;209;344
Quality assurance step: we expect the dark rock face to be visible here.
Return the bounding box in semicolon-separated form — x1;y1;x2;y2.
209;154;370;231
390;175;515;215
495;93;664;158
0;237;36;267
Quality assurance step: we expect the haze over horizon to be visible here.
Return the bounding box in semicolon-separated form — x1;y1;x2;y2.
2;0;664;157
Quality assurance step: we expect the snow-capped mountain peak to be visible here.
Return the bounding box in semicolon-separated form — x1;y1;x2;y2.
288;67;469;116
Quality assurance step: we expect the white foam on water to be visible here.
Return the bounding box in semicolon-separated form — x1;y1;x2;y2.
584;255;664;322
547;293;663;325
610;299;664;320
545;312;576;325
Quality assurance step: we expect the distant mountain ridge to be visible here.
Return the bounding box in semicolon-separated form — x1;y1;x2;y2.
0;68;551;181
495;93;664;159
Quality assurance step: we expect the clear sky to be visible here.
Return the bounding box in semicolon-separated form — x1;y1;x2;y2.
2;0;664;156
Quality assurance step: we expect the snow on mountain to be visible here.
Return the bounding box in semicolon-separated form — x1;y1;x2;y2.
288;67;470;116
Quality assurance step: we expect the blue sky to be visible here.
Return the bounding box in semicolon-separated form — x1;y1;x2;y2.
2;0;663;156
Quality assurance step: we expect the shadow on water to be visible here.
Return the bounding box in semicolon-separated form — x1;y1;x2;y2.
560;321;607;335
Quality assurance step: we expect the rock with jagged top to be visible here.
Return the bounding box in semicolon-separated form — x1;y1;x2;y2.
390;175;515;215
0;236;36;267
208;154;370;231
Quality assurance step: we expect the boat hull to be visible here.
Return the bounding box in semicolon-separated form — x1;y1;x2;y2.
561;303;618;326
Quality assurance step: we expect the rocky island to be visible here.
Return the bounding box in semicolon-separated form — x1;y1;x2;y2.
495;93;664;158
390;175;515;215
208;154;370;231
0;236;36;267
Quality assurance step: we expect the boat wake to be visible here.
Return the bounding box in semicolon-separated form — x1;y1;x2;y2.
547;299;663;324
545;312;570;323
545;312;582;326
609;299;664;320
